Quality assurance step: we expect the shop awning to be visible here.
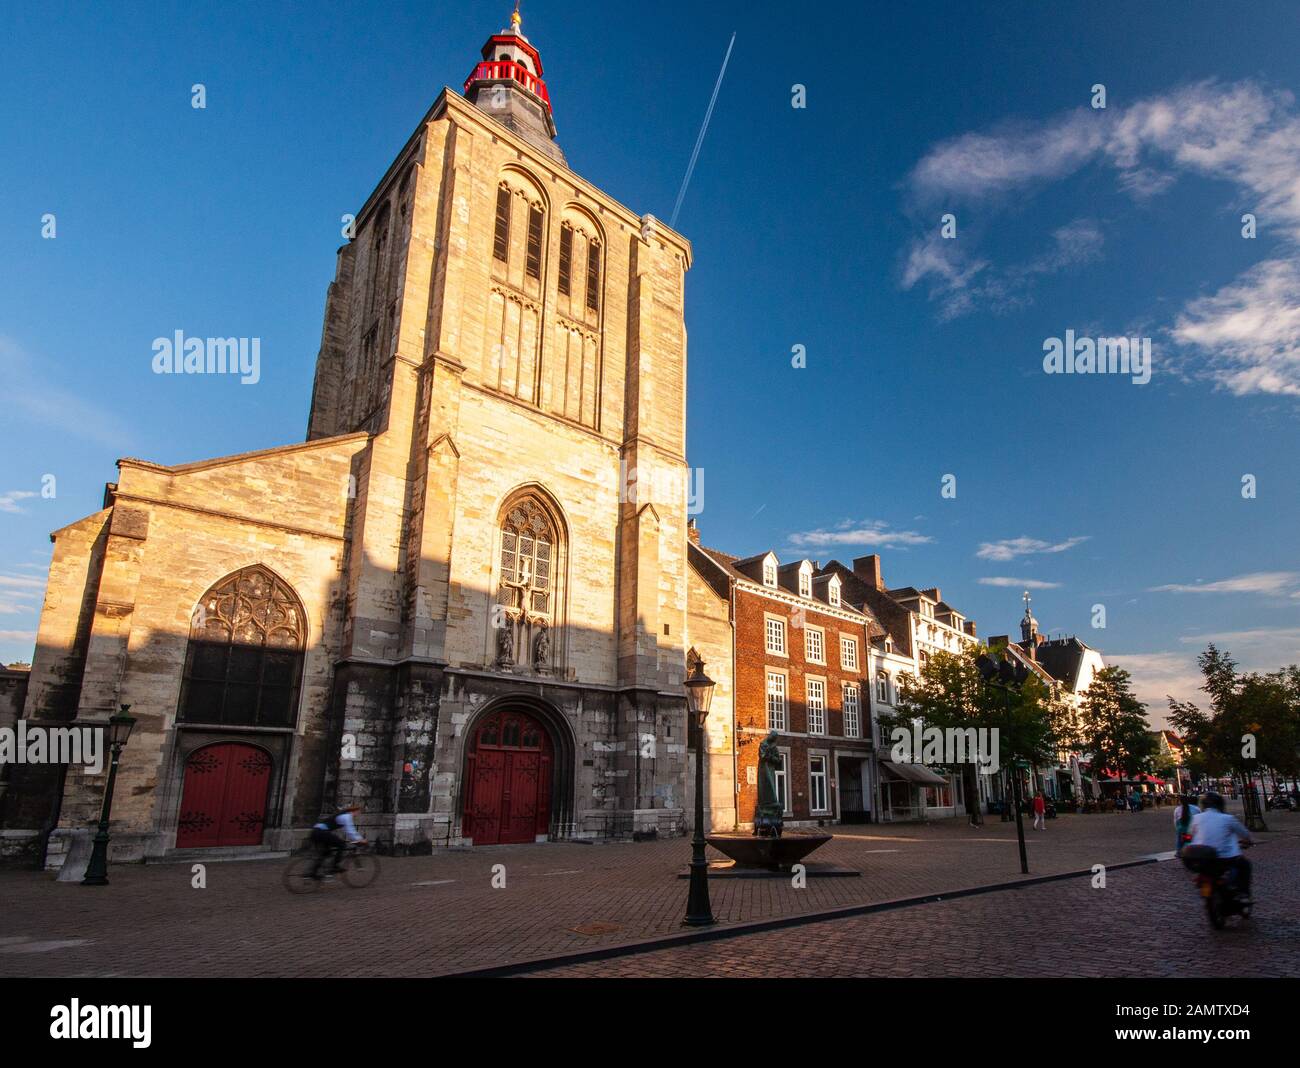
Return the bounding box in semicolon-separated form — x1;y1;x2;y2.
879;760;950;787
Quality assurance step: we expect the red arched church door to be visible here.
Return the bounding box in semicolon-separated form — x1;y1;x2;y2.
464;709;553;845
176;742;273;848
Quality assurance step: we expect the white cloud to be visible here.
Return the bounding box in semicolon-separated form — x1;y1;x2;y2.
1148;571;1300;595
0;573;43;616
975;535;1089;562
1105;651;1205;727
903;79;1300;396
0;630;36;643
1172;259;1300;396
977;576;1062;589
787;519;932;551
0;490;37;515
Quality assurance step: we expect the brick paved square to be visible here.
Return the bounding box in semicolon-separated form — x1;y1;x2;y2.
4;808;1289;978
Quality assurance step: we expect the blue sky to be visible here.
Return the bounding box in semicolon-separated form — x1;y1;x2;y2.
3;0;1299;719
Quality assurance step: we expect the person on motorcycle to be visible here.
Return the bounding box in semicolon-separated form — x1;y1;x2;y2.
1188;791;1253;901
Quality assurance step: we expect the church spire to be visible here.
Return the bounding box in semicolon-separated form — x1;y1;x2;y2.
462;3;565;164
1020;590;1039;648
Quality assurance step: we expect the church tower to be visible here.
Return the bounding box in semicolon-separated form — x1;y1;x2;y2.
14;9;693;868
306;7;694;848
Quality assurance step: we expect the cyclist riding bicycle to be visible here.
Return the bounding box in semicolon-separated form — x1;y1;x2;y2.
309;804;366;879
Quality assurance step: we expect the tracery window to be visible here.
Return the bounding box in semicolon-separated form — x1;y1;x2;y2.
499;499;554;616
494;495;563;676
179;566;305;728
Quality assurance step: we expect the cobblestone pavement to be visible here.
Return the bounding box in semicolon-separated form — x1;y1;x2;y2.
1;807;1292;977
525;828;1300;979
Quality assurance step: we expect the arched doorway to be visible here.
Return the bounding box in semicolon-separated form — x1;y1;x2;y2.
463;708;554;844
176;742;273;848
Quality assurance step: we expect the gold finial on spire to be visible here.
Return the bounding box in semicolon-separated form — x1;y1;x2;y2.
511;1;521;30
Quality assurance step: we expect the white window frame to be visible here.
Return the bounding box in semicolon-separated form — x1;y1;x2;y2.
828;578;840;607
798;563;812;598
843;683;861;738
762;558;778;587
806;676;826;735
840;634;858;672
809;754;830;814
765;670;787;731
805;625;825;665
764;614;787;657
876;671;891;705
775;750;791;815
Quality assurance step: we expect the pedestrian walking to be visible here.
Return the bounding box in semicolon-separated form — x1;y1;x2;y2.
1032;792;1046;830
1174;793;1199;856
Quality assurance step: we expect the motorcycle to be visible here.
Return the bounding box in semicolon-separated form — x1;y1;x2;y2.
1181;844;1252;929
1265;793;1297;811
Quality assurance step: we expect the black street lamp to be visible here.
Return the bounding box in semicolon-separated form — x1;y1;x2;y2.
82;704;137;886
683;650;716;927
976;655;1030;875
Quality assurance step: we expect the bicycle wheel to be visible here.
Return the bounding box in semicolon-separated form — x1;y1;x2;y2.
283;853;324;894
341;851;380;888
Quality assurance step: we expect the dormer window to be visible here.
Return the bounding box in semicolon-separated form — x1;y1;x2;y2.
798;562;812;598
762;558;777;587
828;578;841;607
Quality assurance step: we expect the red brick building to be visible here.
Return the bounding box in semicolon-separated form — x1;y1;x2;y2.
692;546;876;827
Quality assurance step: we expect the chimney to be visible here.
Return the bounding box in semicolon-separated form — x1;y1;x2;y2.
686;518;700;546
852;554;884;590
964;620;977;638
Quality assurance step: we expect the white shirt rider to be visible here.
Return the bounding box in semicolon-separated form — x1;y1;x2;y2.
314;810;365;842
1189;808;1250;858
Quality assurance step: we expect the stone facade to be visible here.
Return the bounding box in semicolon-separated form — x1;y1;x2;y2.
6;18;696;867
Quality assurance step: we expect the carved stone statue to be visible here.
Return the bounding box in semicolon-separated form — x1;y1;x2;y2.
754;730;784;838
495;618;514;666
532;620;550;671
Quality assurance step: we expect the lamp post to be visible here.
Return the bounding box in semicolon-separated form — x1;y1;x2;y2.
976;655;1030;875
683;650;717;927
82;704;137;886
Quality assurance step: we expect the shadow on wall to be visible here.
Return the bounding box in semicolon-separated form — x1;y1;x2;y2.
0;545;694;868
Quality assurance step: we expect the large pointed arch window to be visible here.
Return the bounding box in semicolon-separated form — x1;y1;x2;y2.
495;496;562;673
179;566;306;728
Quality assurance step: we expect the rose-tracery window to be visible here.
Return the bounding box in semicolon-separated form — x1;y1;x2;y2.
178;566;305;728
499;499;553;616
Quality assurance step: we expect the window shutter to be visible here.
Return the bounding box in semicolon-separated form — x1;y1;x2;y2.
493;187;511;262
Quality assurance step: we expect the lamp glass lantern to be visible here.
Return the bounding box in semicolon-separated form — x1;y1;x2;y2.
683;659;715;729
108;705;137;749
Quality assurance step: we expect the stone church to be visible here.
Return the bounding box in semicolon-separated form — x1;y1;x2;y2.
12;10;701;866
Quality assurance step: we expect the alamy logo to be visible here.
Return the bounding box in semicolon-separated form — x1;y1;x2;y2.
891;724;1000;774
49;1000;151;1048
152;330;261;384
0;723;104;774
1042;330;1151;385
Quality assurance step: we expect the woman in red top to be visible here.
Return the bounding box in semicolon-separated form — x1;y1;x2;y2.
1032;792;1046;830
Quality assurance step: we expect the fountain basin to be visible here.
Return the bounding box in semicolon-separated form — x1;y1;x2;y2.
705;831;832;871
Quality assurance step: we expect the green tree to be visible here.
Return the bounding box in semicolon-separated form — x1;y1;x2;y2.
890;647;1061;826
1079;666;1156;795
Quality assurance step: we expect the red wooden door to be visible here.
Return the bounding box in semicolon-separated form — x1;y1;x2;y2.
176;743;273;848
469;750;506;844
464;710;553;845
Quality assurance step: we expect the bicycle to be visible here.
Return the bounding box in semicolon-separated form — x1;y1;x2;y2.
282;840;381;894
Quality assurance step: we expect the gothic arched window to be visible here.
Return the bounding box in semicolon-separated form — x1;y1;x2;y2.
499;499;554;617
178;566;306;728
494;495;563;673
